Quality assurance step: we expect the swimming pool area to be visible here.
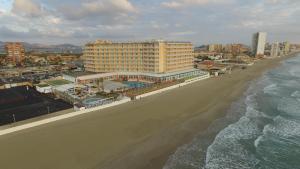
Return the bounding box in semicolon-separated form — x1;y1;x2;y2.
82;97;103;105
82;97;114;108
123;81;151;89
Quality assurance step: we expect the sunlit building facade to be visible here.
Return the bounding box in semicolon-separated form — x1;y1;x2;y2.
83;40;194;73
5;42;25;65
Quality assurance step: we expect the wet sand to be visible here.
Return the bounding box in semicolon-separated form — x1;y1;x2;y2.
0;57;291;169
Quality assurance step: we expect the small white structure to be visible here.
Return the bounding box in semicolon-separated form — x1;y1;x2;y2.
36;85;52;94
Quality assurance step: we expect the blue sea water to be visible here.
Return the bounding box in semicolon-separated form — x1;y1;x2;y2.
123;81;150;88
163;54;300;169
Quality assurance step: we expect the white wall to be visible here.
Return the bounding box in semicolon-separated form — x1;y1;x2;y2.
135;74;210;99
62;74;76;83
0;97;131;136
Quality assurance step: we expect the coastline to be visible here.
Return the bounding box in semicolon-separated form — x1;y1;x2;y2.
162;54;299;169
0;54;297;169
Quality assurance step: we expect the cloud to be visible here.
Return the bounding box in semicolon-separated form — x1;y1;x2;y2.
0;0;141;44
59;0;137;22
232;1;300;29
265;0;300;5
161;0;234;9
169;31;196;36
11;0;44;17
1;0;300;44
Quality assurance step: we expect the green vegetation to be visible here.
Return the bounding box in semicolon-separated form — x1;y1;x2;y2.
184;75;199;80
0;53;7;58
96;92;119;99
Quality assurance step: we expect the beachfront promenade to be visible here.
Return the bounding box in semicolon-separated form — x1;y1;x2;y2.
0;73;210;136
0;58;286;169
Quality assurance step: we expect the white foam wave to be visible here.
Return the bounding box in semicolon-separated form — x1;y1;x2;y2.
280;80;300;89
245;93;258;109
245;106;271;119
291;91;300;98
205;116;262;169
263;116;300;138
254;135;263;148
288;67;300;78
277;98;300;117
263;84;278;95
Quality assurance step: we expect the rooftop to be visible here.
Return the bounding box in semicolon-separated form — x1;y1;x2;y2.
86;39;192;46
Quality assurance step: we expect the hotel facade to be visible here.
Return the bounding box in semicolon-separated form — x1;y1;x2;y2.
80;40;208;83
83;40;194;73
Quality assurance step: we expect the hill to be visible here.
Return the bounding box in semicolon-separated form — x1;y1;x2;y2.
0;41;82;54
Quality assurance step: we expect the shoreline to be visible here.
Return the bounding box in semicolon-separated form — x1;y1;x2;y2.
163;54;299;168
0;54;297;169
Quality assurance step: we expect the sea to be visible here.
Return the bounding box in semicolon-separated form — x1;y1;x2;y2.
163;54;300;169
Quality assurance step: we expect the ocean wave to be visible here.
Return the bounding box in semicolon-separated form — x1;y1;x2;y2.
263;84;279;96
291;91;300;98
204;56;300;169
163;82;260;169
254;135;263;148
280;80;300;89
245;93;258;109
255;116;300;169
205;115;263;169
288;67;300;78
262;116;300;138
277;98;300;117
163;96;248;169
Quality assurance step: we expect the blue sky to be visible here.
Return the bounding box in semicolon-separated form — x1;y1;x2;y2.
0;0;12;13
0;0;299;45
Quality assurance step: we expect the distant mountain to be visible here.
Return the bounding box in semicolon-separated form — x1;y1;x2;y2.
0;41;83;54
22;42;83;54
195;45;208;52
0;41;5;53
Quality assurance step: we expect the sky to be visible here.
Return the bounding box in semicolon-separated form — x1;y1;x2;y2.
0;0;299;46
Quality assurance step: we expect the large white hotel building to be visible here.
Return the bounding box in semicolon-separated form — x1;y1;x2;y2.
84;40;194;73
81;40;208;82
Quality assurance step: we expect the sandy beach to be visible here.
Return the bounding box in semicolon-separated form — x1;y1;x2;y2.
0;56;293;169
